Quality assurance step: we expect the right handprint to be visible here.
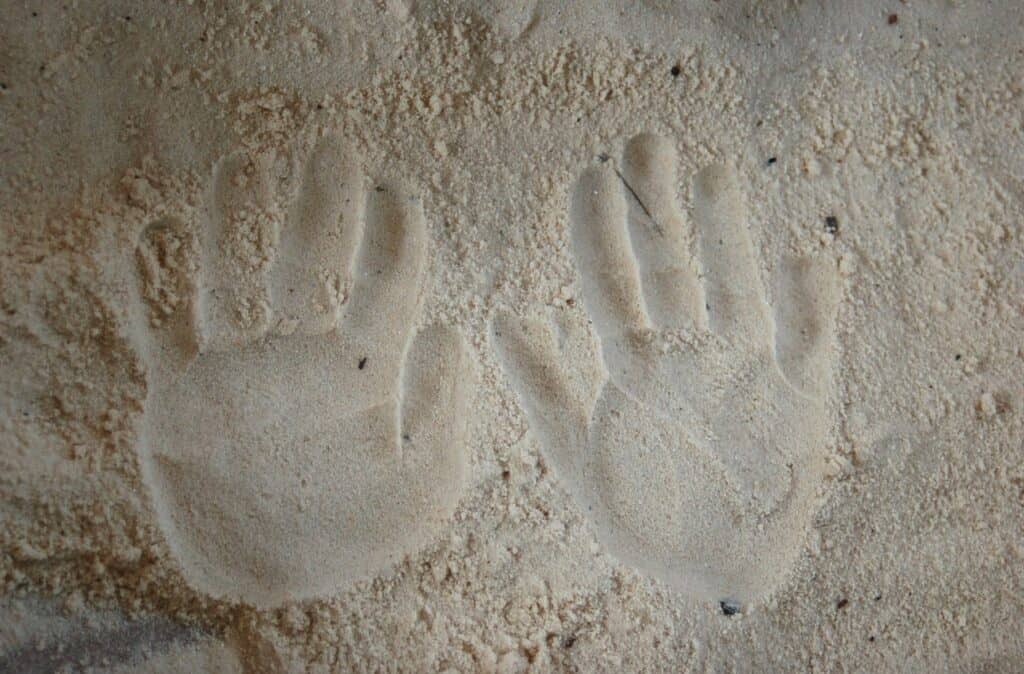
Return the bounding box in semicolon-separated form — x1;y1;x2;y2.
494;134;840;605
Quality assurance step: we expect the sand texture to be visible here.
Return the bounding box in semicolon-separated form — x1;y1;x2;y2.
0;1;1022;672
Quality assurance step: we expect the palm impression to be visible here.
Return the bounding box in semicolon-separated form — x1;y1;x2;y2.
130;138;473;607
494;134;840;604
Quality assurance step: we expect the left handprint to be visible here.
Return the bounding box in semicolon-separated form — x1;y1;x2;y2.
130;138;474;607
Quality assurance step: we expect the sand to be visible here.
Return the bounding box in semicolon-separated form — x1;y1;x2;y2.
1;1;1022;672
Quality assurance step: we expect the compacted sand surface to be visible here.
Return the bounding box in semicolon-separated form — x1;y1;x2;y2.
0;2;1022;672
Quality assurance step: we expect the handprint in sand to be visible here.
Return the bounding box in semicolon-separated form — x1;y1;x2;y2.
494;134;840;603
130;138;473;607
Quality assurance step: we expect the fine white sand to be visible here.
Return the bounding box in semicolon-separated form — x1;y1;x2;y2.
1;2;1022;672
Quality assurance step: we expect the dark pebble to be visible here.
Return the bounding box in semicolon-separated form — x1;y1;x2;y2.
719;599;741;616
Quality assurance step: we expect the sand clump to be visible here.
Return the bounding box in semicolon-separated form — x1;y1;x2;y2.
1;2;1022;672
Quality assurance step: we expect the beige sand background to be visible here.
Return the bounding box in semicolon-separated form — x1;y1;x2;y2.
1;1;1022;672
